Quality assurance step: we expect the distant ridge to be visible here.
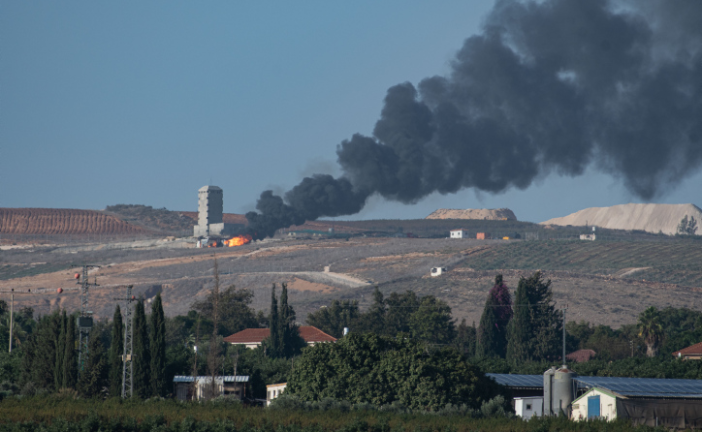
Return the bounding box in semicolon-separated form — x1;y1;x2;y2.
0;208;146;235
426;208;517;221
541;203;702;235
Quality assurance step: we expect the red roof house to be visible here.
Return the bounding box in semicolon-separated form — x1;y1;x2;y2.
223;326;337;349
673;342;702;360
566;349;597;363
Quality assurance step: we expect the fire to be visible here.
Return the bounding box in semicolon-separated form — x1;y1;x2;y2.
224;234;252;247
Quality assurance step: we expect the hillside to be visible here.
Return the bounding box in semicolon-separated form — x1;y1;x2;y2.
0;208;146;235
426;208;517;220
541;203;702;235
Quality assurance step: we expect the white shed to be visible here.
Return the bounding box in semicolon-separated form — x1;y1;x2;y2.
515;397;543;419
572;388;618;421
430;267;447;277
450;229;469;238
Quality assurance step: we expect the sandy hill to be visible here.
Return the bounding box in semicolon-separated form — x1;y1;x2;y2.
426;208;517;221
541;203;702;235
0;208;147;235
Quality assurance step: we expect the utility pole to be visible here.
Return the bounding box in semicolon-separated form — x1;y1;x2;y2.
8;289;13;353
115;285;135;398
77;265;99;371
562;305;568;367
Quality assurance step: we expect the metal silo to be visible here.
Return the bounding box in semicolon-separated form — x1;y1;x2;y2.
543;367;556;415
553;367;577;416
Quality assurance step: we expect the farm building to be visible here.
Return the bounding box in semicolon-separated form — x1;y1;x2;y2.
476;232;490;240
173;375;249;401
672;341;702;360
515;397;543;419
267;383;287;406
449;229;469;238
430;267;447;277
223;326;336;349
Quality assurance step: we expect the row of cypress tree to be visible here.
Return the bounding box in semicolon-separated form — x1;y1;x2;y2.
267;283;305;358
20;293;167;398
477;271;562;363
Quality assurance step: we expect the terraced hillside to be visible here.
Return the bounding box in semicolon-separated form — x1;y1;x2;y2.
0;208;146;235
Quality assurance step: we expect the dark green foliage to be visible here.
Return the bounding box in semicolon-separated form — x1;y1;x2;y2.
638;306;664;357
359;287;386;334
236;346;291;399
384;291;419;336
306;300;360;338
78;328;108;397
150;293;167;397
454;319;476;357
132;299;151;398
477;275;512;358
63;315;77;389
191;284;260;336
109;305;123;397
408;296;455;344
269;284;280;358
678;215;698;235
507;271;561;363
288;333;502;411
278;283;305;358
54;311;66;389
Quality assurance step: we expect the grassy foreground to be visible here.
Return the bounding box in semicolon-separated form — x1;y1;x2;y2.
0;397;660;432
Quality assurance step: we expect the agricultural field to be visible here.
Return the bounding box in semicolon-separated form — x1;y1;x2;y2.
0;208;146;236
1;229;701;330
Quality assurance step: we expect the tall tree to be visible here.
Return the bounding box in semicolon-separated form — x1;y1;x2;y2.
306;300;360;338
268;284;280;358
109;305;123;397
477;275;513;358
150;293;167;397
63;315;77;389
385;291;419;336
78;328;108;397
409;296;456;344
278;283;304;358
207;257;222;399
54;310;67;389
507;272;561;364
30;312;61;391
361;287;386;335
455;319;477;357
192;284;259;337
132;298;151;398
638;306;664;357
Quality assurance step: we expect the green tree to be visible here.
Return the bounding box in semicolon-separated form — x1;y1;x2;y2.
409;296;456;344
30;312;61;391
109;305;123;397
385;291;419;336
191;284;259;337
63;315;77;389
78;328;108;397
268;284;280;358
507;271;561;364
478;275;513;358
677;215;698;235
132;298;151;398
638;306;664;357
306;300;360;338
359;287;386;334
150;293;167;397
455;319;477;357
278;283;305;358
54;310;67;389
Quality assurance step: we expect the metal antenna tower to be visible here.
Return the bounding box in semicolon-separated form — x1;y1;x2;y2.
116;285;135;398
77;265;98;370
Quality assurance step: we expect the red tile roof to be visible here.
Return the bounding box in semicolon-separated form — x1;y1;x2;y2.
673;341;702;357
223;326;337;344
566;349;596;363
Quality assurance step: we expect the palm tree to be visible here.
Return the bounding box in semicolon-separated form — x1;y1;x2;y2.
638;307;664;357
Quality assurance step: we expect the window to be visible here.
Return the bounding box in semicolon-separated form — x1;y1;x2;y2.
526;404;532;410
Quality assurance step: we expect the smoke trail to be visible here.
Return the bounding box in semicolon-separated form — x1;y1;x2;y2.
246;0;702;239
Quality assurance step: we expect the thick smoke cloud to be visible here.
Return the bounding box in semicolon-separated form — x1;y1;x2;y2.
246;0;702;239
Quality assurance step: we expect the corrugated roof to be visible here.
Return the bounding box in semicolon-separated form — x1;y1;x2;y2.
576;376;702;399
673;341;702;357
487;373;702;399
223;326;336;344
173;375;249;383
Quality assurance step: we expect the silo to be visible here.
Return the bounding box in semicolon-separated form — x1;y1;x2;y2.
543;367;556;415
553;367;577;416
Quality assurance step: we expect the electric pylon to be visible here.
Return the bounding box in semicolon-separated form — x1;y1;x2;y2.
117;285;135;398
77;265;99;370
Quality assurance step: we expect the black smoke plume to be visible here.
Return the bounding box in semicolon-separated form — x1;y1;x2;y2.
246;0;702;239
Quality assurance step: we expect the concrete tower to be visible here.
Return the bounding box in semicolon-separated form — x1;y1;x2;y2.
193;185;233;237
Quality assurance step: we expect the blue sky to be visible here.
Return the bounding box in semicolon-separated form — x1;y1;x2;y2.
1;1;700;223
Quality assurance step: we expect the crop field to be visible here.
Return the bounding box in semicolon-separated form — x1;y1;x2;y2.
0;208;146;236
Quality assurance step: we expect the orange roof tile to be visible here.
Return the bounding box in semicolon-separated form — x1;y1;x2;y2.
223;326;337;344
673;341;702;357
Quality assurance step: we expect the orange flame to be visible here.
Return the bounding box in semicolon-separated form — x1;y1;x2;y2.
224;234;252;247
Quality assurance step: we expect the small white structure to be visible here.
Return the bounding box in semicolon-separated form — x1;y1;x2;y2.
173;375;249;401
267;382;287;406
430;267;447;277
515;397;543;419
580;234;596;241
572;388;617;421
450;229;469;238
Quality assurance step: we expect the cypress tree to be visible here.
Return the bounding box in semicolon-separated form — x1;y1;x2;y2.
364;287;386;335
109;305;124;397
268;284;280;358
477;275;512;358
477;294;500;358
150;293;167;397
278;283;303;358
63;315;78;389
78;328;108;397
132;298;151;398
32;312;60;391
54;310;67;389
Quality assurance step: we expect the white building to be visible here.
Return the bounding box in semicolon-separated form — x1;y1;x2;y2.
430;267;447;277
515;397;543;419
572;388;617;421
267;382;287;406
450;229;469;238
579;234;596;241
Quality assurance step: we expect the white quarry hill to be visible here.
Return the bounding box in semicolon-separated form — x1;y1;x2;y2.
426;208;517;220
541;203;702;235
